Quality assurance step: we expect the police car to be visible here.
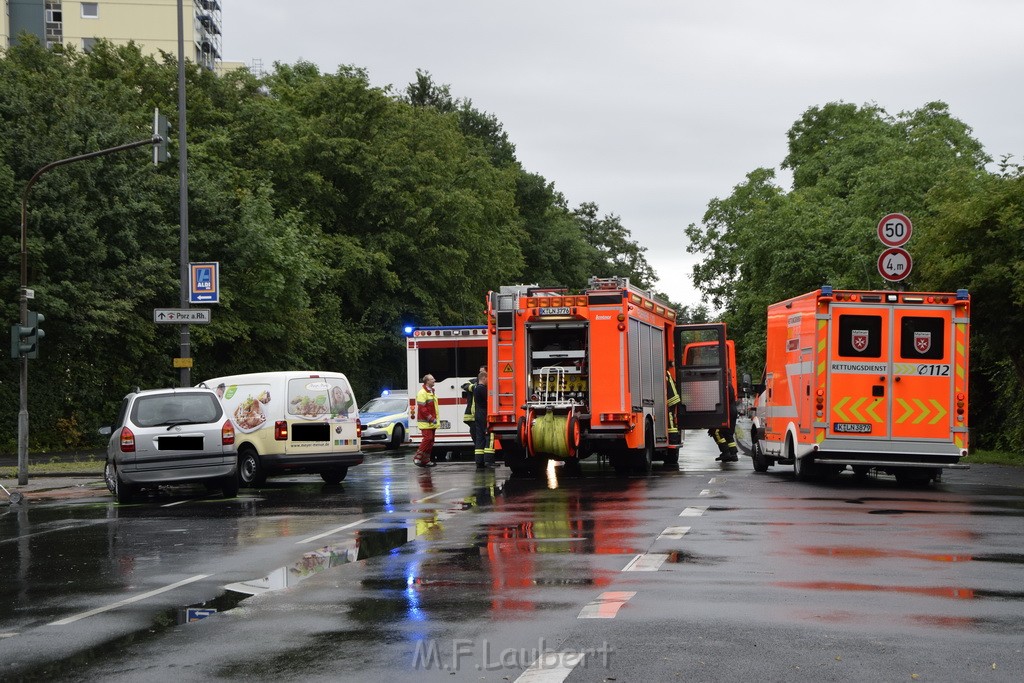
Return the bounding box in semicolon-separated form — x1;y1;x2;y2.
359;390;410;449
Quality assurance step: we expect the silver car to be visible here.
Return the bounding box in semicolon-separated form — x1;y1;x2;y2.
102;388;238;503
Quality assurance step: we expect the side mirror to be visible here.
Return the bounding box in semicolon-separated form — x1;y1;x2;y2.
98;426;112;437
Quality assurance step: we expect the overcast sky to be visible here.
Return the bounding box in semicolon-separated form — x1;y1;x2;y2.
223;1;1024;308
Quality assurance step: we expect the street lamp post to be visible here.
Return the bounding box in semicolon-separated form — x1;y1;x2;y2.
17;138;161;485
176;0;191;387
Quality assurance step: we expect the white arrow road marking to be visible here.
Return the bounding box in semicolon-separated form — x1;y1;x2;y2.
49;574;209;625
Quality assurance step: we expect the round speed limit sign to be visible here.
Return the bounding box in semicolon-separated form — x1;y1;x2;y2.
877;213;913;247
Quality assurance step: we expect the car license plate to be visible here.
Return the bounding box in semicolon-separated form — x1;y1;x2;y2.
834;422;872;433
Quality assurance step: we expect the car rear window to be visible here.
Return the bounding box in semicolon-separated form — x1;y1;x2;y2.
132;392;223;427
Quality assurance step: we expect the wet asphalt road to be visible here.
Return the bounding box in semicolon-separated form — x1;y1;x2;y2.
1;436;1022;682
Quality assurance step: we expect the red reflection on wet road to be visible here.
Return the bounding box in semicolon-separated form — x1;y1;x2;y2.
777;581;976;600
798;546;973;563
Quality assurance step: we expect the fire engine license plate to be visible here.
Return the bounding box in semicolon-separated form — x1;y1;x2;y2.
538;307;571;316
834;422;872;434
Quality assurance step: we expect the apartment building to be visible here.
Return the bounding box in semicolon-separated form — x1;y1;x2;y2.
2;0;223;70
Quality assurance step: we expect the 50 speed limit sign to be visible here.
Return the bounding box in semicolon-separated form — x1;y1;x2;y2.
877;213;913;247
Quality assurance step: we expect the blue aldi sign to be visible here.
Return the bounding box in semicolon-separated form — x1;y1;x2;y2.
189;262;220;304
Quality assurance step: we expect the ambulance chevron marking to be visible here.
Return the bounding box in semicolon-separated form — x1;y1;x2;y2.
912;398;930;425
866;398;884;422
894;363;916;375
928;399;948;425
896;398;913;424
849;397;867;422
834;396;850;421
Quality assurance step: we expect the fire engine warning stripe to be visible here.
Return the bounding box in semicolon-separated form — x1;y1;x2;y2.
577;591;637;619
622;553;669;572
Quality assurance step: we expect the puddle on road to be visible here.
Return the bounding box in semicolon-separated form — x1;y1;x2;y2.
797;546;973;563
777;580;1024;602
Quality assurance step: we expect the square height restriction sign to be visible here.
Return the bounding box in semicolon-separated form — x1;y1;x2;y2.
189;262;220;304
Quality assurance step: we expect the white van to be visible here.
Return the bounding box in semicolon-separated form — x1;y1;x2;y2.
199;371;363;486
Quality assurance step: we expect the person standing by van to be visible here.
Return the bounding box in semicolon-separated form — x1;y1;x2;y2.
468;369;495;469
414;374;439;467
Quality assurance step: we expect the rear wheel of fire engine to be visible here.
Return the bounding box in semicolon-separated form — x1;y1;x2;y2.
661;447;679;467
387;424;405;450
610;453;631;477
238;446;267;487
320;467;348;485
852;465;871;480
751;437;770;473
633;424;654;475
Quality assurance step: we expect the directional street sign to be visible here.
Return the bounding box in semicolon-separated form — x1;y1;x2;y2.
189;262;220;304
878;247;913;282
153;308;211;324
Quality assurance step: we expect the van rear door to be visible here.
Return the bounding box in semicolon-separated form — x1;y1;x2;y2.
674;324;730;430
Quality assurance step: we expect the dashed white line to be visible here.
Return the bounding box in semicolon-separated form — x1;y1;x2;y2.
680;506;708;517
699;489;712;496
413;488;457;503
708;477;726;484
578;591;637;619
161;499;196;508
49;574;210;626
658;526;691;540
514;651;585;682
622;553;669;572
296;518;370;545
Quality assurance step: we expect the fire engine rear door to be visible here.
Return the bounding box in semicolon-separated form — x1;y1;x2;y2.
674;324;729;430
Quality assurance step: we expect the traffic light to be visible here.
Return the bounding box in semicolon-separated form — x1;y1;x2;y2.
10;311;44;360
153;108;169;165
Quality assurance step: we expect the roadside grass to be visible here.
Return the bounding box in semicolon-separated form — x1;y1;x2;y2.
0;456;105;479
968;449;1024;466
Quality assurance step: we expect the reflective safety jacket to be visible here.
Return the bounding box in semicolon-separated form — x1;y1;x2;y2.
416;384;440;430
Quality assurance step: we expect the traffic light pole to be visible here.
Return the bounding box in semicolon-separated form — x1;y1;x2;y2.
17;137;160;485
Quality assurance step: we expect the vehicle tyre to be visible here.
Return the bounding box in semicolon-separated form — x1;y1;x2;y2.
238;447;266;487
610;453;631;477
387;424;405;450
320;468;348;485
634;424;654;475
661;447;680;466
504;447;532;477
894;468;932;487
751;437;770;473
791;437;816;481
104;460;117;494
221;473;240;498
852;465;871;480
113;465;134;504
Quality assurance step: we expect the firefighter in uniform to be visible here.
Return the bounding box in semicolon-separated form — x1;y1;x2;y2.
710;383;739;462
666;362;681;445
463;369;495;469
414;374;439;467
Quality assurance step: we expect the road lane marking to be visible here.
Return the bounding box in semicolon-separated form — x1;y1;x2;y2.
412;488;457;503
708;477;726;484
658;526;690;540
1;520;109;545
622;553;668;572
680;506;708;517
49;574;210;626
577;591;637;619
515;651;584;682
161;499;197;508
297;518;370;545
699;489;712;496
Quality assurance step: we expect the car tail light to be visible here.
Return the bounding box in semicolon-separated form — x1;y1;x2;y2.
222;419;235;446
356;418;362;438
274;420;288;441
119;426;136;453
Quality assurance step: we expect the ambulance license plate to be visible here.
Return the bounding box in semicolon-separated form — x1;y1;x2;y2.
834;423;872;434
